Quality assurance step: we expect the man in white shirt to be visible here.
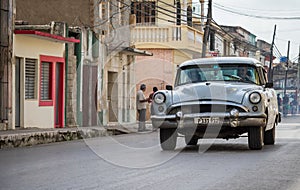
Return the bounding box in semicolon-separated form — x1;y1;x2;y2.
136;84;149;132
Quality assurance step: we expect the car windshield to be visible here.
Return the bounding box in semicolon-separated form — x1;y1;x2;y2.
175;64;260;86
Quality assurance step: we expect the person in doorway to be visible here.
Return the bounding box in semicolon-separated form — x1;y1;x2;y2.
136;84;150;132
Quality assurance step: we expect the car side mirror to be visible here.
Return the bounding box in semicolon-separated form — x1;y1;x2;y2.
166;85;173;90
265;82;273;88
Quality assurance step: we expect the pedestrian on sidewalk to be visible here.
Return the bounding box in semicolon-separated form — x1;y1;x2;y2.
277;94;282;112
283;94;289;117
136;84;150;132
148;86;158;131
148;86;158;103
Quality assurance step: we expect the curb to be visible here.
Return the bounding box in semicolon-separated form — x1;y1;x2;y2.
0;127;109;149
0;122;154;149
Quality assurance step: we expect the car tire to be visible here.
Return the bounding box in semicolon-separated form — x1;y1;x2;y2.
185;135;198;145
264;124;275;145
248;126;263;150
160;128;177;150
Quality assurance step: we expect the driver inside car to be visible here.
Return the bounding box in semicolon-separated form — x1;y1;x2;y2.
237;67;253;82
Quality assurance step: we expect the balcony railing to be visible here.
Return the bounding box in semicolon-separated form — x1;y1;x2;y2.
131;25;203;52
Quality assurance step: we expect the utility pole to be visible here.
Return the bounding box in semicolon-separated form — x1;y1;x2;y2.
202;0;212;58
283;41;290;117
268;25;276;82
297;45;300;113
284;41;290;95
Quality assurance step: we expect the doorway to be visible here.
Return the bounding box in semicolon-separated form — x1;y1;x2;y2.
82;65;98;126
108;71;118;122
55;62;64;127
15;58;21;127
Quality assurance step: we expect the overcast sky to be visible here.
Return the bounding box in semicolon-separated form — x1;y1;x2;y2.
210;0;300;61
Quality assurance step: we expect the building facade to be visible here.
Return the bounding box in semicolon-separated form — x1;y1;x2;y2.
131;0;205;118
221;26;258;58
13;29;79;129
15;0;153;128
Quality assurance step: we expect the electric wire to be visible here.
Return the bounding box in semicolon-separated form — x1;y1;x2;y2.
214;2;300;14
213;2;300;20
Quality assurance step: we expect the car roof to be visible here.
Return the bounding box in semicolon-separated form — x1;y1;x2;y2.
179;57;263;68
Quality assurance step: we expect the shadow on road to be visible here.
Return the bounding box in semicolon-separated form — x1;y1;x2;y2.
178;142;283;153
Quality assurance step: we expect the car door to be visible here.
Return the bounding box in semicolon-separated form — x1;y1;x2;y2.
260;67;277;130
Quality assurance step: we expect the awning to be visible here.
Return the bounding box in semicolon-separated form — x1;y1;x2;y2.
121;47;153;56
14;30;80;43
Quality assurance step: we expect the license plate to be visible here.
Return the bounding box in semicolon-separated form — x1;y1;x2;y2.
194;117;220;124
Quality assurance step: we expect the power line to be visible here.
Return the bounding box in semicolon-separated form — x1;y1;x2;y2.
157;0;207;19
214;2;300;13
122;0;189;24
274;44;283;58
213;3;300;20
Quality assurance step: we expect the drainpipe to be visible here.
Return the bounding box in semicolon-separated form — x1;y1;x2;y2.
65;24;69;127
75;32;83;127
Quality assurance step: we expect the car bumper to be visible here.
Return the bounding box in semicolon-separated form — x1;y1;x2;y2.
151;112;267;129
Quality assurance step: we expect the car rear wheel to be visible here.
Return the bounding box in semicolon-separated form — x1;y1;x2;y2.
185;135;198;145
160;128;177;150
248;126;264;150
264;124;275;145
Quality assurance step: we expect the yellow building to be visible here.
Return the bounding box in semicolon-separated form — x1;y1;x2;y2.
13;30;79;129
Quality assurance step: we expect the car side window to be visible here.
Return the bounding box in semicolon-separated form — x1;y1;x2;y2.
258;67;267;85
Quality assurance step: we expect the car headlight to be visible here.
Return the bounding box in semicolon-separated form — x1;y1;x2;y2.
249;92;261;104
154;93;166;104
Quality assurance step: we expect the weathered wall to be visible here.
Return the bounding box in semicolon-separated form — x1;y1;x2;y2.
0;0;14;130
16;0;91;26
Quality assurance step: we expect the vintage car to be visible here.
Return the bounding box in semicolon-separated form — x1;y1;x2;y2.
151;57;281;150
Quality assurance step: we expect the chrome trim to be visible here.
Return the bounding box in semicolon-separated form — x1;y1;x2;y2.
167;100;249;113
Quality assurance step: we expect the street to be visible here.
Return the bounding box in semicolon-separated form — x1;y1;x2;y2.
0;117;300;190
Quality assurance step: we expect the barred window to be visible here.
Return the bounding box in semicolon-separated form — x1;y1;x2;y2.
99;1;107;20
131;1;156;25
40;62;52;100
25;58;36;99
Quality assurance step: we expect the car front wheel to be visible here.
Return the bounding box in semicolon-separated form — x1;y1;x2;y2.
160;128;177;150
264;124;275;145
248;126;264;150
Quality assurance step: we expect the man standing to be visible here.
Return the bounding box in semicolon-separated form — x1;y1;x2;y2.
136;84;149;132
277;94;282;112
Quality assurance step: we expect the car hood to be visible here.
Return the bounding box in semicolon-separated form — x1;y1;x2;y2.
173;82;262;104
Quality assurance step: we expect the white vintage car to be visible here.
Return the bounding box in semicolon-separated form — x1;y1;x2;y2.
151;57;281;150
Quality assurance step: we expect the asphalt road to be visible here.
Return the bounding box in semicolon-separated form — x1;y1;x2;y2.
0;117;300;190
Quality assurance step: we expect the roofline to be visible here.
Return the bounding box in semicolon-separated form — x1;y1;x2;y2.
14;30;80;43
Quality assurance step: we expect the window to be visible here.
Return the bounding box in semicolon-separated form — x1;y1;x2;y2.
99;1;107;20
131;1;156;25
175;64;261;87
39;55;57;106
40;62;52;100
25;58;37;99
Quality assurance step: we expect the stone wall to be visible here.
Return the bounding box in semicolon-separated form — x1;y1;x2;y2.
66;44;78;127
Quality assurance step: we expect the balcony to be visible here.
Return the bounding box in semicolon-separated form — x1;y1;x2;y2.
131;25;203;53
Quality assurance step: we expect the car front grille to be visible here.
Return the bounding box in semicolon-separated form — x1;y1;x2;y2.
168;104;245;115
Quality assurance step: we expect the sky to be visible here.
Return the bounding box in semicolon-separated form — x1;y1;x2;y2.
206;0;300;62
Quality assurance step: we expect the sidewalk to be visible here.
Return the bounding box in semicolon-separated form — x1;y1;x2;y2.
0;122;153;149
